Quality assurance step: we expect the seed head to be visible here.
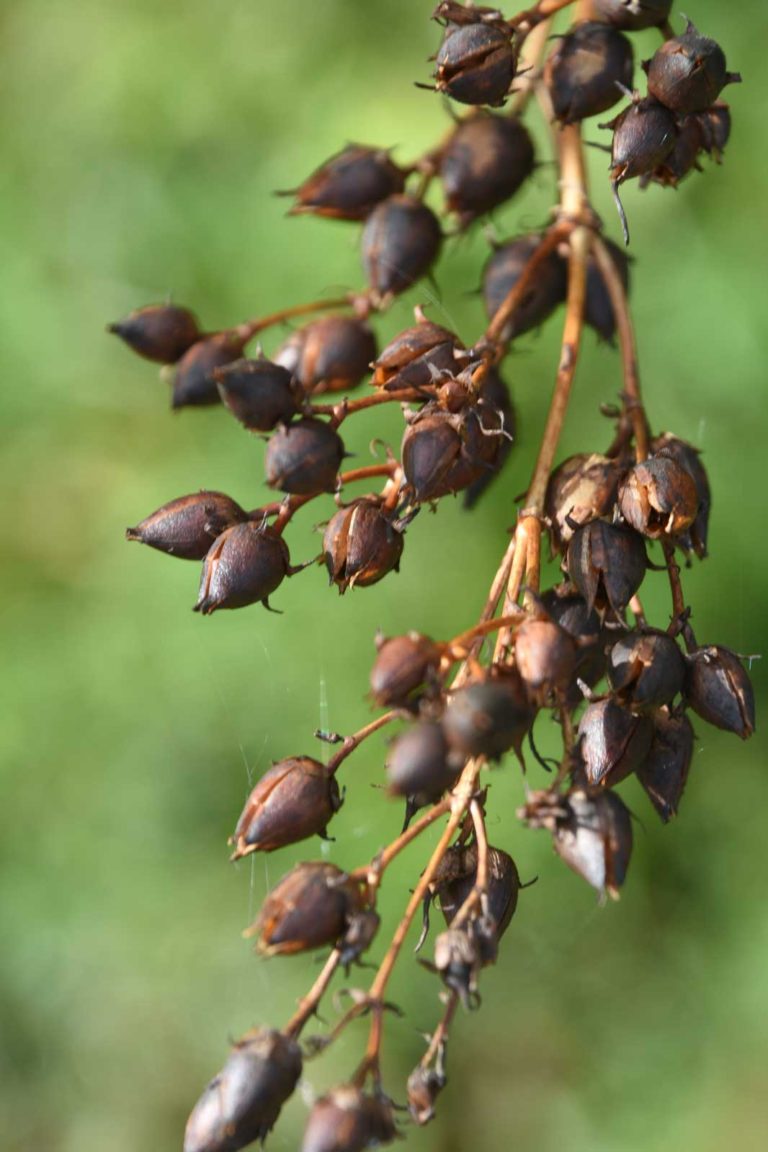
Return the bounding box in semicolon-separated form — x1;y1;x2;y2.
644;22;740;116
439;113;534;226
265;418;345;495
194;522;290;614
126;491;248;561
229;757;342;858
184;1029;302;1152
214;357;301;431
545;23;634;125
109;303;200;364
274;315;376;396
432;22;516;107
361;195;442;301
323;499;404;593
285;145;406;221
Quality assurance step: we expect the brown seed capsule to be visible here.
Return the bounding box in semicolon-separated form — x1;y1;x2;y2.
433;924;487;1006
605;97;677;242
578;698;654;787
172;333;246;409
585;238;631;343
370;632;444;710
323;499;404;593
546;452;622;551
302;1086;397;1152
109;303;201;364
566;519;647;614
697;103;731;161
406;1065;445;1127
540;585;607;692
273;315;377;396
401;400;503;502
386;721;462;809
432;22;516;107
684;646;756;740
463;367;516;508
439;113;534;226
607;629;686;712
640;113;705;189
637;710;694;822
194;523;290;615
265;418;345;495
214;357;301;432
591;0;672;31
126;491;248;561
361;195;442;301
285;145;406;221
644;22;740;116
183;1029;302;1152
250;862;365;957
520;787;633;899
443;670;533;760
372;317;468;393
651;433;711;557
545;23;634;124
514;618;578;703
229;757;342;859
618;454;700;539
482;234;567;340
435;842;521;938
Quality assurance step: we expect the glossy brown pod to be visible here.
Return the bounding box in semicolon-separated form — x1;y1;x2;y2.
361;195;442;300
229;757;342;858
265;418;345;495
302;1086;396;1152
432;22;516;107
109;303;200;364
482;234;567;340
323;499;404;593
370;632;444;710
566;519;647;614
578;698;654;787
545;23;634;124
250;862;365;956
172;334;247;409
286;145;406;221
126;491;248;561
440;113;534;225
194;523;290;614
637;711;694;822
274;315;376;396
644;22;740;116
684;645;755;740
215;357;301;431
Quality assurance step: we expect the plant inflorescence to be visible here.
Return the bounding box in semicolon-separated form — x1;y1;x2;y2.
111;2;752;1149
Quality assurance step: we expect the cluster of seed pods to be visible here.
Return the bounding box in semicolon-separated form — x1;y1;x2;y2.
110;3;752;1150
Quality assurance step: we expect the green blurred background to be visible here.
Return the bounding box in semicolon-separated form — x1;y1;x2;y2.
1;1;766;1149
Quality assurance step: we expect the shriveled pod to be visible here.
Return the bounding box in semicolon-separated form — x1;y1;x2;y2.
651;433;711;557
618;454;700;539
440;113;534;225
273;315;376;395
284;145;406;221
361;195;442;301
229;757;342;858
546;452;622;551
607;629;686;713
372;317;468;392
126;491;248;561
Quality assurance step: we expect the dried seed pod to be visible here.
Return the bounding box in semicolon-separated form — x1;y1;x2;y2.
323;499;404;593
644;22;740;116
229;757;342;858
433;925;485;1006
407;1065;445;1126
566;519;647;614
370;632;444;709
618;454;700;539
482;234;567;340
172;334;247;409
578;698;654;787
685;645;756;740
250;862;366;956
432;22;516;107
109;303;201;364
555;789;633;898
265;418;345;495
433;2;507;28
285;145;406;221
540;585;607;690
439;113;534;225
463;367;515;508
273;315;377;396
607;629;686;712
302;1086;397;1152
591;0;672;31
361;195;442;301
372;317;468;392
126;491;248;561
214;357;301;431
514;618;578;702
443;671;533;760
436;842;521;938
637;710;694;822
605;97;677;242
545;23;634;124
584;238;631;343
640;113;705;189
697;103;731;161
184;1029;302;1152
194;523;290;615
651;433;711;557
546;452;622;550
386;721;462;809
401;403;503;503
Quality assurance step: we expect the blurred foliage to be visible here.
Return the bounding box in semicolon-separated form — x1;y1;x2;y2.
0;1;766;1150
